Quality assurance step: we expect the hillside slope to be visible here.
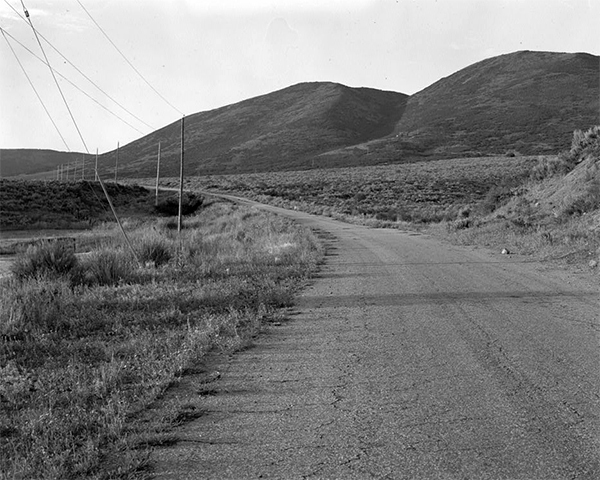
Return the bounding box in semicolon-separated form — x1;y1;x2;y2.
99;82;407;177
0;149;90;178
394;51;600;156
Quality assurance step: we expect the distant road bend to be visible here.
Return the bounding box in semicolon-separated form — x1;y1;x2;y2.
151;194;599;479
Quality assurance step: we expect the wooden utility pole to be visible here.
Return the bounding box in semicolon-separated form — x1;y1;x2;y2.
114;141;119;183
95;149;99;181
81;155;85;180
155;141;161;206
178;116;185;233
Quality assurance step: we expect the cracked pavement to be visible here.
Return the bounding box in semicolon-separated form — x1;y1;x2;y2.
149;200;599;479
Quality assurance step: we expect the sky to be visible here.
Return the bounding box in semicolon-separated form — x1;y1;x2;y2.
0;0;598;153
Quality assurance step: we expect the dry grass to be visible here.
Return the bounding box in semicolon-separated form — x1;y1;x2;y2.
0;201;322;479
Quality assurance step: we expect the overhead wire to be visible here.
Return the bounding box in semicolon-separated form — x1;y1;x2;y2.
2;0;155;132
76;0;185;116
1;26;146;136
19;0;90;153
0;26;70;150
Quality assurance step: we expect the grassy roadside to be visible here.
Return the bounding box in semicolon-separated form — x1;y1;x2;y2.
0;201;323;479
435;127;600;270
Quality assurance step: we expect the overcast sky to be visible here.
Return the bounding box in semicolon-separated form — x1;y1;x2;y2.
1;0;598;153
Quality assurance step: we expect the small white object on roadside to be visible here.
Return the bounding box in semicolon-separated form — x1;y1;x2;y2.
501;248;510;255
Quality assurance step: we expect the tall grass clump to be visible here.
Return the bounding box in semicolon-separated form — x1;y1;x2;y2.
0;277;75;336
11;241;78;282
75;248;136;286
0;200;322;479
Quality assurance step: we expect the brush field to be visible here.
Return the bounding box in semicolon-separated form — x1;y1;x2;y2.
171;156;539;224
0;180;167;231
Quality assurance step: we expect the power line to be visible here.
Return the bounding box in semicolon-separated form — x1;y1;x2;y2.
77;0;185;116
0;26;70;150
1;27;146;136
20;0;90;153
2;0;155;132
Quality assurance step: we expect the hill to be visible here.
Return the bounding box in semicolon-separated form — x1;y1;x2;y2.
0;149;91;178
106;82;407;177
1;50;598;178
1;82;407;178
394;50;599;156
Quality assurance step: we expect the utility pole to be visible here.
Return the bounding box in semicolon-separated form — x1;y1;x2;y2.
155;141;161;206
178;116;185;233
114;141;119;183
95;149;99;181
81;155;85;180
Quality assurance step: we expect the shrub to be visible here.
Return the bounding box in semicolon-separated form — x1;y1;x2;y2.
530;153;576;181
533;126;600;181
448;218;471;231
570;125;600;159
75;249;134;286
138;237;173;267
11;241;78;282
375;208;397;222
154;193;204;216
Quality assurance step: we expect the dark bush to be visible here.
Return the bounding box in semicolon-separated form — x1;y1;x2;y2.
155;193;204;216
375;209;398;222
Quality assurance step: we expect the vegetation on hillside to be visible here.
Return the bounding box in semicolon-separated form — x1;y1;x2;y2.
0;202;322;479
175;156;538;225
442;126;600;266
0;180;174;231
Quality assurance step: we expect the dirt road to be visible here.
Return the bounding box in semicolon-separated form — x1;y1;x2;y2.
149;198;599;479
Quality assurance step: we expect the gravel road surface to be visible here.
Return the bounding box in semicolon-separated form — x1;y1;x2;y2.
149;198;599;479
